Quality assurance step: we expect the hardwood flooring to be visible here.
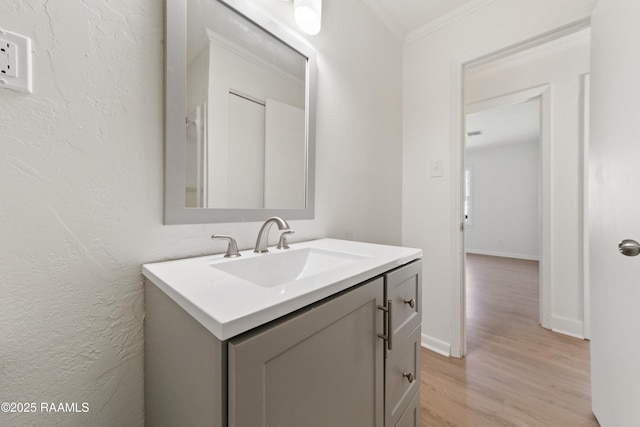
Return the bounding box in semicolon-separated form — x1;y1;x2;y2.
419;254;598;426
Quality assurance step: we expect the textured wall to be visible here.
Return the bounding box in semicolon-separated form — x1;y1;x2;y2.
0;0;402;425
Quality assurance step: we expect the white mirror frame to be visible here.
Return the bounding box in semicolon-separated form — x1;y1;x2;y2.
164;0;317;224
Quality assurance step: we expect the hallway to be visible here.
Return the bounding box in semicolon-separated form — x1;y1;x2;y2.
420;254;597;426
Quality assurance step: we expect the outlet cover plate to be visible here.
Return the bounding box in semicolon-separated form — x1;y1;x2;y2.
0;28;32;93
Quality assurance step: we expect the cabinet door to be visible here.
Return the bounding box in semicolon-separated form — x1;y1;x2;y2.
228;278;385;427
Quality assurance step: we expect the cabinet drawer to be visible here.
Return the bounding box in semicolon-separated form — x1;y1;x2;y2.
385;260;422;351
385;325;421;427
394;391;419;427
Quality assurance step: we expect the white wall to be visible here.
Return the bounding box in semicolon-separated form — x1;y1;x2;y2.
466;140;540;260
0;0;402;425
403;0;596;356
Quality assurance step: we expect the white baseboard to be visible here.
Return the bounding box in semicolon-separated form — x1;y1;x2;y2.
465;249;540;261
551;315;585;339
421;333;451;356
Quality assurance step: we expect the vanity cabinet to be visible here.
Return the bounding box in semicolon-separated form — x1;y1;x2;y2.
145;259;422;427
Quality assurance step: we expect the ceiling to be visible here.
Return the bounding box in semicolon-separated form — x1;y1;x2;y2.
361;0;480;39
465;97;541;149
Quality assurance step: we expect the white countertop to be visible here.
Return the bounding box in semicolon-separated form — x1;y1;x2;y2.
142;238;422;340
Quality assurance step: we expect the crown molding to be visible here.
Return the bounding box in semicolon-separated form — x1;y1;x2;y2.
405;0;499;45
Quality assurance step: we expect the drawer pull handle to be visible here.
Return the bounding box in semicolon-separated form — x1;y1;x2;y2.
377;300;393;351
403;371;415;383
403;298;416;309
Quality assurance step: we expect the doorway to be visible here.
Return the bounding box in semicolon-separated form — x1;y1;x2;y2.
464;95;542;353
464;97;541;261
452;24;591;357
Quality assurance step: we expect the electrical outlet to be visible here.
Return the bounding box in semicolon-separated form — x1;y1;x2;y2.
0;28;32;93
0;40;18;77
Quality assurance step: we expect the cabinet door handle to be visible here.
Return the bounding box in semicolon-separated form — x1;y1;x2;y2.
377;300;393;351
403;371;415;383
403;298;416;309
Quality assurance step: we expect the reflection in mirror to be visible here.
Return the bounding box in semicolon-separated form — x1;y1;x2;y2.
165;0;316;224
186;0;306;209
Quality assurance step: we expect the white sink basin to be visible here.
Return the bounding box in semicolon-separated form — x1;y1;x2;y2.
211;247;369;288
142;238;422;340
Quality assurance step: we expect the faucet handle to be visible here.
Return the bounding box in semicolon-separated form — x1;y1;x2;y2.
277;230;295;250
211;235;241;258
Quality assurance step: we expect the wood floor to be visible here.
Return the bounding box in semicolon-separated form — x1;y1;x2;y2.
419;254;598;426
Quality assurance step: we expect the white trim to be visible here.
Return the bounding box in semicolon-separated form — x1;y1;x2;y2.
582;73;591;340
406;0;499;45
457;16;591;69
466;85;551;114
551;315;585;339
450;57;466;358
421;333;451;357
467;28;591;79
539;88;553;330
466;250;540;262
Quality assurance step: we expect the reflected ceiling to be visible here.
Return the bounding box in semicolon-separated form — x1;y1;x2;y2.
466;98;541;149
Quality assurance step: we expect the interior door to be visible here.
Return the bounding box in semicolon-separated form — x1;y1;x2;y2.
589;1;640;425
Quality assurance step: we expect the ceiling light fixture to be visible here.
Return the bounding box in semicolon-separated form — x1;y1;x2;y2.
293;0;322;35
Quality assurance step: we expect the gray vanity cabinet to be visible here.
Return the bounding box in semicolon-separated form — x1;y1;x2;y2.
145;259;422;427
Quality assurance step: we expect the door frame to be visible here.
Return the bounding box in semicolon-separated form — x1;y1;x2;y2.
581;73;591;340
449;17;591;358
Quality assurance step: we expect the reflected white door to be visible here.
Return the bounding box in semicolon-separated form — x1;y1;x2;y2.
264;99;305;209
227;93;265;208
590;0;640;425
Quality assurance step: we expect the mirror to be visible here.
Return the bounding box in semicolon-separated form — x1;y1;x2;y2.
165;0;316;224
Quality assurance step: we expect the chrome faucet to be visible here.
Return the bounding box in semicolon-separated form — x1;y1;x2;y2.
254;217;292;253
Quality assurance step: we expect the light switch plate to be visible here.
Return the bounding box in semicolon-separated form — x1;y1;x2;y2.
0;28;32;93
430;160;444;177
